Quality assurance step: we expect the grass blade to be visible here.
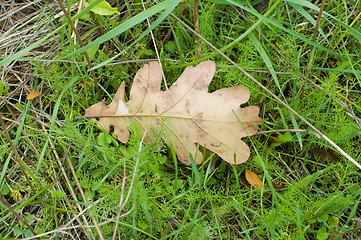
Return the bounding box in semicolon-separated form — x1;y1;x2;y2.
64;0;178;60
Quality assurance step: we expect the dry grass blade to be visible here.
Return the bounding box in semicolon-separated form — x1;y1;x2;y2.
0;1;77;62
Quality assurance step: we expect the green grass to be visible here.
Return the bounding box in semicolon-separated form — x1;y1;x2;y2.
1;0;361;239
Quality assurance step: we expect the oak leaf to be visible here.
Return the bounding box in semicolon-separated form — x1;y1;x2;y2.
84;61;262;165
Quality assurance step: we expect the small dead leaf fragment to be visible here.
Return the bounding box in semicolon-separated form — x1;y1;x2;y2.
272;181;282;189
245;170;262;188
270;136;281;143
27;90;39;100
85;61;262;165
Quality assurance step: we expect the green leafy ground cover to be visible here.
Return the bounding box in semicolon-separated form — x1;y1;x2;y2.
0;0;361;239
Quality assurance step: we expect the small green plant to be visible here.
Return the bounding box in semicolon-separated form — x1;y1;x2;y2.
0;79;9;96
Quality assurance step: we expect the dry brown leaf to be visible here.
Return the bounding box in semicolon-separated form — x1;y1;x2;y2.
85;61;262;165
26;90;38;100
245;170;263;188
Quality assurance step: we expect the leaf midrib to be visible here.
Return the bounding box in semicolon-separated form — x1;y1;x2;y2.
84;113;244;123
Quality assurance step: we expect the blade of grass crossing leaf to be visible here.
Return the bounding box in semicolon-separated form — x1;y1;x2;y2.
66;0;177;61
36;76;80;173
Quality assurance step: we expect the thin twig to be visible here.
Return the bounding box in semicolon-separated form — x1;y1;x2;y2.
306;0;326;72
255;129;321;137
56;0;102;99
0;195;37;235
